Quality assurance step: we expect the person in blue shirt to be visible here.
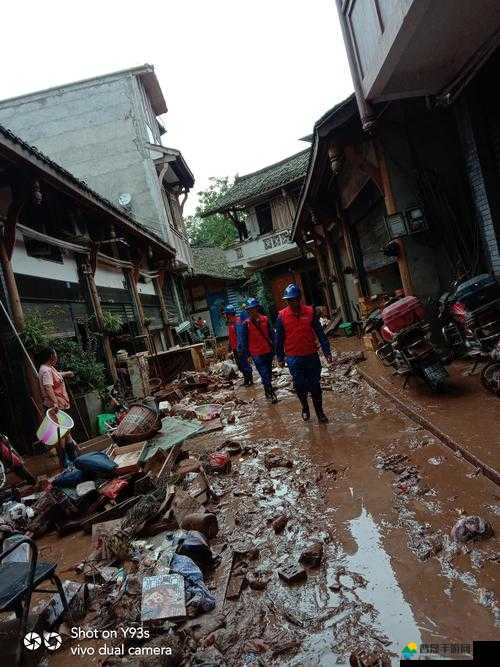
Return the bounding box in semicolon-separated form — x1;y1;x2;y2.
224;305;253;386
275;284;333;423
238;298;278;403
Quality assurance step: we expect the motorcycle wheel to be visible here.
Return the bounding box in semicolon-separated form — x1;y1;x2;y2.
480;361;500;396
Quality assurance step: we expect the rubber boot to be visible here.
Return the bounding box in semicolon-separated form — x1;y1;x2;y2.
264;384;271;400
244;373;254;387
311;391;328;423
270;386;278;404
297;391;310;421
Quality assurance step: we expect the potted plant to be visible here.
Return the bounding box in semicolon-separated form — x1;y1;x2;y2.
21;311;56;355
54;337;107;437
101;311;124;335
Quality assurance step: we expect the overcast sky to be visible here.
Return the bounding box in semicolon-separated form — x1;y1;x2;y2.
0;0;353;215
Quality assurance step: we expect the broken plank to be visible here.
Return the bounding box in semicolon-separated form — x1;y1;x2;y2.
82;496;140;534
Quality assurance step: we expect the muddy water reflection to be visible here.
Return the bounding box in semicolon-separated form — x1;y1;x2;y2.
346;506;421;654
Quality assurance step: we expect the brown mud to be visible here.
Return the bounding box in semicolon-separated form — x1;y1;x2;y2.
42;363;499;666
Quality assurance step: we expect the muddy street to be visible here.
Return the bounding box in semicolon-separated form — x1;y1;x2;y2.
179;362;500;665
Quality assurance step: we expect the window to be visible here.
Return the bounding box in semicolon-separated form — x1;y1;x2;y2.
255;202;273;236
24;237;63;263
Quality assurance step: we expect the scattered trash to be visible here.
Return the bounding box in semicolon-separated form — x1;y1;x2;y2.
451;516;493;543
428;456;443;466
207;451;231;474
278;563;307;584
195;404;223;421
271;514;288;533
264;447;293;469
299;541;323;567
141;573;186;621
181;512;219;539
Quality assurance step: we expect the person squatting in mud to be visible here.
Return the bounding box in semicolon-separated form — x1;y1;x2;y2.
223;305;254;387
275;283;333;423
238;297;278;403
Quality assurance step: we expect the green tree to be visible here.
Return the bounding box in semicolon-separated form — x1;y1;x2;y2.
186;177;239;248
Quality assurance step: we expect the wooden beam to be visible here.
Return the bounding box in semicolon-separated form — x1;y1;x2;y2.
78;257;118;383
154;273;175;348
373;138;413;296
322;221;350;321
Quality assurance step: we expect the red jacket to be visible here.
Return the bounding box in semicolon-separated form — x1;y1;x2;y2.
278;304;318;356
245;315;273;356
227;316;239;351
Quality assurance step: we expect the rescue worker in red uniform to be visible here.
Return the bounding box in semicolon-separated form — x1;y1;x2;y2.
224;305;253;386
238;298;278;403
275;284;333;423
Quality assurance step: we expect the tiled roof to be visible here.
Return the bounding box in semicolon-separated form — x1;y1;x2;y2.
0;124;174;254
190;246;246;280
202;149;310;215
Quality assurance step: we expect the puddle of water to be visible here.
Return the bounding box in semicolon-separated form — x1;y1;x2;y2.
345;506;422;656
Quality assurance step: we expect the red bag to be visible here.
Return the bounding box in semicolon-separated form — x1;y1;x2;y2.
100;478;128;500
208;452;231;473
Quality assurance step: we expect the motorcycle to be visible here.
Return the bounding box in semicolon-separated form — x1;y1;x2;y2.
365;295;449;392
438;273;500;395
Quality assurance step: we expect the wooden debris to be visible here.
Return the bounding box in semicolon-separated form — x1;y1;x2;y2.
278;563;307;584
82;496;139;534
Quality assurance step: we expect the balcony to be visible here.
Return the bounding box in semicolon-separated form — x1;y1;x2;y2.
338;0;500;102
224;228;300;269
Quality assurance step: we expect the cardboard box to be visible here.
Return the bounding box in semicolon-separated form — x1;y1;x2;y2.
107;441;146;474
79;434;113;454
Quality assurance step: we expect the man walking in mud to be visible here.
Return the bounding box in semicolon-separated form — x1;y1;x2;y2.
224;305;253;386
276;284;333;423
238;297;278;403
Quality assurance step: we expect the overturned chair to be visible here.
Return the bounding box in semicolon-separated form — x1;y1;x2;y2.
0;533;68;663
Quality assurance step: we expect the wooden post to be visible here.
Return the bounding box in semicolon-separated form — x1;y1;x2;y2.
78;257;118;383
322;222;351;320
154;273;175;348
312;234;335;317
0;239;24;330
124;268;147;333
374;138;413;295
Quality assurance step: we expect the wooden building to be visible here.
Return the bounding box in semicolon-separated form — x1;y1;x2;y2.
201;150;326;317
0;125;178;449
185;246;246;338
292;95;483;321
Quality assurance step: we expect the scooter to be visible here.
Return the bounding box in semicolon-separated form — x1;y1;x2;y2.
438;273;500;395
365;295;449;392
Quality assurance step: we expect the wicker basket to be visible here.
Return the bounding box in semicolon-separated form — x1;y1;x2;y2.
113;401;161;446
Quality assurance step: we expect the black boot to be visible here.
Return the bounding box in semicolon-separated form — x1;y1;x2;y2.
270;386;278;404
264;384;271;400
297;392;310;421
311;391;328;423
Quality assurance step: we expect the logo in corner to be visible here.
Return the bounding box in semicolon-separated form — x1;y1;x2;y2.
23;632;42;651
401;642;418;660
43;631;62;651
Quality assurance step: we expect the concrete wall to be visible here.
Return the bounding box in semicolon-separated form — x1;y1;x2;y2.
12;237;80;284
379;104;469;298
0;74;170;241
